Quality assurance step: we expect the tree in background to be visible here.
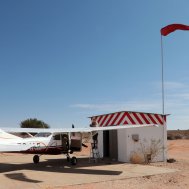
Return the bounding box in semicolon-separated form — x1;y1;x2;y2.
20;118;50;128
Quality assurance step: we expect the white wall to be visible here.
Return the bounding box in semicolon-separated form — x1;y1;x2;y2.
117;129;128;162
98;125;167;163
117;126;166;162
97;131;104;158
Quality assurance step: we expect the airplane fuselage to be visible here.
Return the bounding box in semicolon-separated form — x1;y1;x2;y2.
0;130;82;155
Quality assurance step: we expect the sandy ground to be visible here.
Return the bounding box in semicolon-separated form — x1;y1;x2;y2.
63;140;189;189
0;140;189;189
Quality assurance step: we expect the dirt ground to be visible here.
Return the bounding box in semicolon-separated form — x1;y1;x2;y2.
0;140;189;189
62;140;189;189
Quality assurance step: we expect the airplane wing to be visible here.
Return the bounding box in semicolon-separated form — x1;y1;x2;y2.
89;124;158;132
1;127;91;134
1;124;158;134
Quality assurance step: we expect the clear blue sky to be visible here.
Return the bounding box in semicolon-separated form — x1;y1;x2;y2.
0;0;189;130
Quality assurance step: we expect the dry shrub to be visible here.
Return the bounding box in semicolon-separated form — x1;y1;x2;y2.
168;130;189;139
167;135;175;140
184;135;189;139
174;135;183;139
130;152;144;164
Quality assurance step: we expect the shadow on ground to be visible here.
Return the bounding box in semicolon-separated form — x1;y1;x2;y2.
5;173;42;183
0;157;122;184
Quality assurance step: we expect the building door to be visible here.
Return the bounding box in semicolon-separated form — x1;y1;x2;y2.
103;130;118;160
103;131;109;157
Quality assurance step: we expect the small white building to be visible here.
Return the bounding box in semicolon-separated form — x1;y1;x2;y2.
89;111;168;163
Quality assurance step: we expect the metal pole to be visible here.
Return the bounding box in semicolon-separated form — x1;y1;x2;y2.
161;35;165;116
160;34;167;161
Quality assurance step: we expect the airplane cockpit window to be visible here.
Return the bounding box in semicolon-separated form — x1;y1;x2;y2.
53;134;61;140
35;132;51;137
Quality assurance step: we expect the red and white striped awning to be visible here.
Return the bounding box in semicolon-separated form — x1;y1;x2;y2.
89;111;168;127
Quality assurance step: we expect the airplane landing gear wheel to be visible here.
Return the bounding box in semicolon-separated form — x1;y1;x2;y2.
71;156;77;165
33;155;40;164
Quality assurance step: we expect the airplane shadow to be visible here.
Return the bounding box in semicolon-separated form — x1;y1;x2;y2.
5;173;42;183
0;157;122;183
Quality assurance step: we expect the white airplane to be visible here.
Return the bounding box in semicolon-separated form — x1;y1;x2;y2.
0;124;157;165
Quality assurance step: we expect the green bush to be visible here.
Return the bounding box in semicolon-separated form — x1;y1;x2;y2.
20;118;50;128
